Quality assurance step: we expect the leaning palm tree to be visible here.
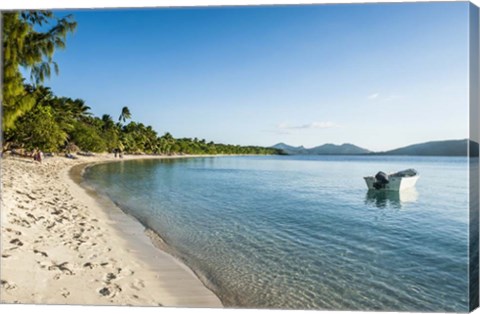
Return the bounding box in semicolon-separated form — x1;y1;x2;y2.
118;106;132;123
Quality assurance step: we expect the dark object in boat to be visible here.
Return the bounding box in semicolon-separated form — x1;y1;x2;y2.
373;171;389;190
375;171;389;184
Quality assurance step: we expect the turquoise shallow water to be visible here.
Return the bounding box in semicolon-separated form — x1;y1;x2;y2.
84;155;469;311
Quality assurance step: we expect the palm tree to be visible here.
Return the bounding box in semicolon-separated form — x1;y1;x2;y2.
71;99;91;119
162;132;174;142
2;11;76;132
101;114;115;131
118;106;132;123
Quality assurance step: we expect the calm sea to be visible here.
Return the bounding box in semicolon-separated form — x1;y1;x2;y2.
84;155;470;311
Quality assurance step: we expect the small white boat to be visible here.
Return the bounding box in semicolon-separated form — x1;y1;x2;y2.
364;169;419;191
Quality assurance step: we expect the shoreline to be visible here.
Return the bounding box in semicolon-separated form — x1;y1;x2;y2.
1;153;223;306
71;156;225;304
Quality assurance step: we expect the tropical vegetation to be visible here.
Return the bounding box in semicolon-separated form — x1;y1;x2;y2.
1;10;279;156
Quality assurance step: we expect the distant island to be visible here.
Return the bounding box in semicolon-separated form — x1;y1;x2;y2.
272;139;474;157
272;143;371;155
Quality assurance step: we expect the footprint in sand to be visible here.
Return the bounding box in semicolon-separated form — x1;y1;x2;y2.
103;272;117;284
129;279;145;291
118;267;134;276
98;287;111;296
9;238;23;247
1;279;17;290
48;261;74;275
33;249;48;257
26;213;39;222
13;218;31;228
98;284;122;298
61;289;70;298
51;209;63;215
5;228;22;235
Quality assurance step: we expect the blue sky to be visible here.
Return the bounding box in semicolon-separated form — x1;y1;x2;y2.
42;2;470;151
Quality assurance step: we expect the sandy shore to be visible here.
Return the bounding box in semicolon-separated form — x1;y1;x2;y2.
0;153;223;307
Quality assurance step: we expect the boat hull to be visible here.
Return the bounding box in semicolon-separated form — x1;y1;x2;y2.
364;175;419;191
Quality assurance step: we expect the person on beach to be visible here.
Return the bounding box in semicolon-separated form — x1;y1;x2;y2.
114;148;118;158
33;148;43;163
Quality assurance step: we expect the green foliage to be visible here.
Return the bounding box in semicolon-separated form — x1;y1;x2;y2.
11;105;68;151
2;11;76;132
69;121;107;152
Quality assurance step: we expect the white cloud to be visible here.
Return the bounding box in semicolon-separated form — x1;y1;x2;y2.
368;93;379;100
277;121;337;130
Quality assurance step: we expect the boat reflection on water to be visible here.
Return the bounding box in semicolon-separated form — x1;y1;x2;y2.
365;188;419;209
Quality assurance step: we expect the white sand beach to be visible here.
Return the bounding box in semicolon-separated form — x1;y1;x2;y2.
0;154;222;307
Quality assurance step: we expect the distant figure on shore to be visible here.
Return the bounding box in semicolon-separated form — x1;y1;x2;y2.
114;148;118;158
33;148;43;163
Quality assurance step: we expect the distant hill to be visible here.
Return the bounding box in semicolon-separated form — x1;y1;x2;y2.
379;139;469;156
271;143;309;155
309;143;371;155
271;142;370;155
272;139;476;156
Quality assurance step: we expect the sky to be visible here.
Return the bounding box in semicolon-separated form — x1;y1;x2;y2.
38;2;470;151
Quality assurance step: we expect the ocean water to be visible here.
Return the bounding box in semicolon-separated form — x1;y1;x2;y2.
84;155;470;311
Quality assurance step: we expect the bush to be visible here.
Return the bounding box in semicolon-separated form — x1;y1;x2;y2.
69;121;107;152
